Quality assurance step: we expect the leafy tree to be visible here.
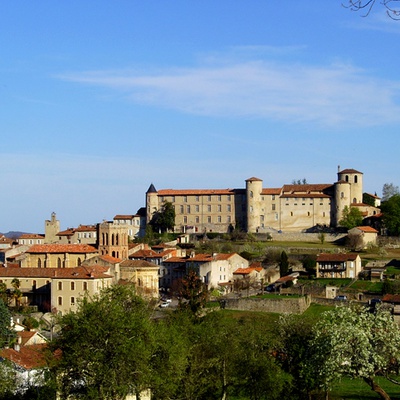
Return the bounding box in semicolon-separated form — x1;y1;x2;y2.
10;278;22;309
382;183;399;202
51;285;155;400
176;268;208;314
339;205;363;229
308;305;400;400
0;360;17;399
0;299;14;348
381;194;400;235
277;314;321;399
279;251;289;276
149;201;175;233
292;178;308;185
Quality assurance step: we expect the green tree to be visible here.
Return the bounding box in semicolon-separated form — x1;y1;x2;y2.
176;268;208;315
149;201;175;233
381;194;400;235
277;314;322;399
51;285;155;400
0;360;17;399
339;205;363;229
0;299;14;348
308;305;400;400
279;251;289;277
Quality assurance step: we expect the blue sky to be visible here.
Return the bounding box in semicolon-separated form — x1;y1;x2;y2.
1;1;400;233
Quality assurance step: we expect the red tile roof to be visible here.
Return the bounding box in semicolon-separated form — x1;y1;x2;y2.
355;226;379;233
158;189;236;196
27;244;97;254
339;168;362;175
0;265;110;279
382;294;400;304
316;253;358;262
281;184;333;193
114;215;135;220
0;344;48;370
261;188;281;195
18;234;44;239
98;255;122;264
120;259;158;268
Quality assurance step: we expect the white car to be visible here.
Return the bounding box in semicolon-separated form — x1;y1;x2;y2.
159;302;170;308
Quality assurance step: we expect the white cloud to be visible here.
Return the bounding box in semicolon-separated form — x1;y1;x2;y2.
59;57;400;127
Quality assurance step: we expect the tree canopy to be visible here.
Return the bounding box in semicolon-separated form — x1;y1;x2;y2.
381;193;400;236
51;285;155;400
339;205;363;229
309;305;400;400
382;183;399;202
149;201;175;233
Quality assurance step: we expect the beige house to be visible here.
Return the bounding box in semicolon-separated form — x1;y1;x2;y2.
21;244;98;269
146;167;378;234
119;259;159;298
17;234;45;246
161;252;248;290
316;253;362;279
51;265;113;314
348;226;379;248
56;225;97;245
113;210;146;239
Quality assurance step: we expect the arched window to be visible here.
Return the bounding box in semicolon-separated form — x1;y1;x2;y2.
341;192;344;198
250;191;253;198
116;234;119;246
111;234;115;246
354;175;358;183
57;258;62;269
345;175;349;182
77;257;82;266
102;233;105;245
37;258;41;268
353;198;357;203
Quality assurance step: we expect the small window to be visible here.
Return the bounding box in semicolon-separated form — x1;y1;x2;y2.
227;195;231;201
58;282;62;291
196;195;199;202
227;205;231;212
183;216;188;224
217;216;221;223
217;205;222;212
71;297;75;305
180;205;184;214
195;205;199;212
183;196;187;203
207;205;211;212
71;282;75;291
207;216;211;223
208;195;212;202
58;296;62;306
227;216;231;223
83;282;88;291
218;195;221;201
187;205;191;213
195;216;200;223
272;204;276;211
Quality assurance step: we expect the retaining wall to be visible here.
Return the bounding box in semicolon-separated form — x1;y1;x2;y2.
224;295;311;314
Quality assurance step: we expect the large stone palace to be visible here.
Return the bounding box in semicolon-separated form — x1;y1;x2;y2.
146;167;380;234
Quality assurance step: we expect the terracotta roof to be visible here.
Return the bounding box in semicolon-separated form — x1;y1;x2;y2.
382;294;400;304
316;253;358;262
365;192;380;199
246;177;262;182
130;249;157;258
0;265;110;279
18;234;44;239
355;226;379;233
98;255;122;264
261;188;281;195
120;259;158;268
114;215;135;220
190;253;236;262
339;168;363;174
0;344;48;370
157;189;236;196
281;184;333;193
27;244;97;254
276;275;296;283
233;267;261;275
74;225;97;232
282;193;331;199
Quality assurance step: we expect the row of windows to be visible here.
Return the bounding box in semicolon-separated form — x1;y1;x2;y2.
179;204;232;213
162;194;232;203
57;281;88;291
77;232;97;239
182;216;232;224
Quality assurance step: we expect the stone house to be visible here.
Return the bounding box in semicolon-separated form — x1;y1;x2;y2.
348;226;379;249
316;253;362;279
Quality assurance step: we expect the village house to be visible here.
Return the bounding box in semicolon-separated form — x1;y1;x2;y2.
348;226;379;249
161;252;248;291
17;234;45;246
316;253;362;279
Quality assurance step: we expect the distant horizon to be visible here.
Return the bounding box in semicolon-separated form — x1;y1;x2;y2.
1;2;399;233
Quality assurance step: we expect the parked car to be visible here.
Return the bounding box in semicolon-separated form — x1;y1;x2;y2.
334;295;347;301
266;284;277;292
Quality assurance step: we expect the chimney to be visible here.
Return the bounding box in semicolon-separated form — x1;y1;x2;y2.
14;335;22;352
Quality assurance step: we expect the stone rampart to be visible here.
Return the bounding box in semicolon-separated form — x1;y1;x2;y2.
224;295;311;314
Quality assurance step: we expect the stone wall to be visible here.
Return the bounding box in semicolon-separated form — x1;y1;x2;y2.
224;295;311;314
266;232;347;243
